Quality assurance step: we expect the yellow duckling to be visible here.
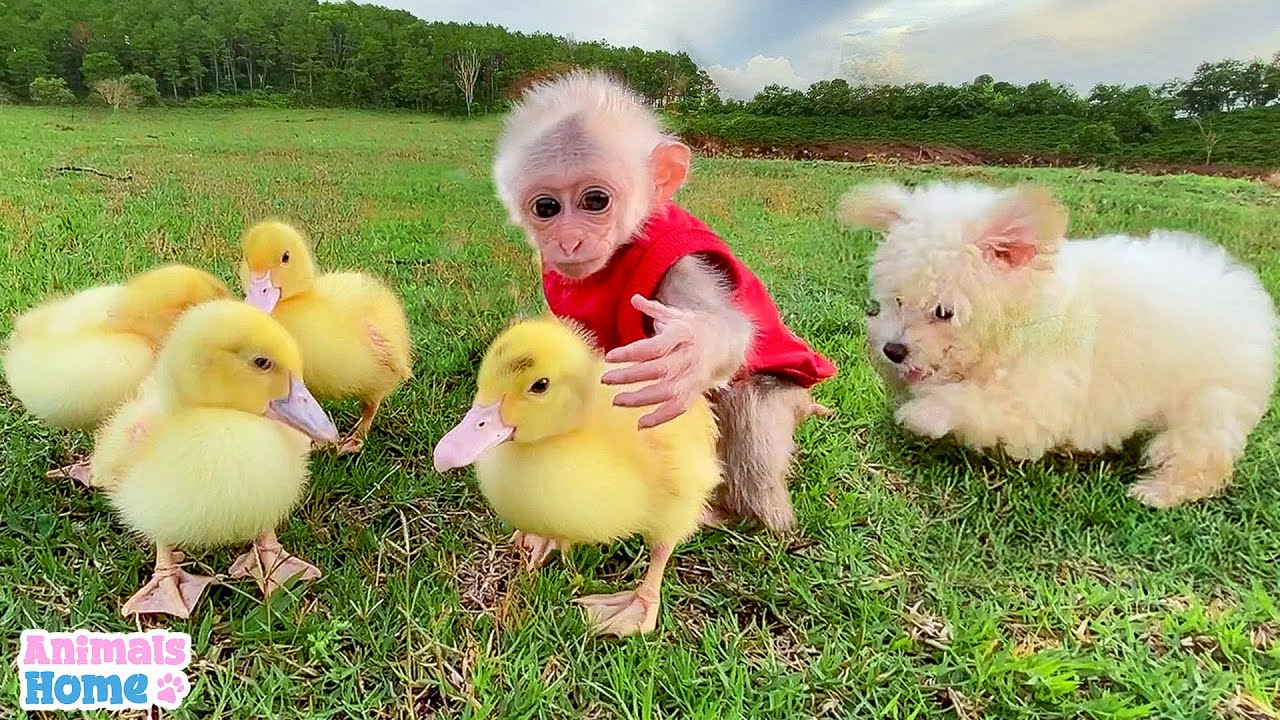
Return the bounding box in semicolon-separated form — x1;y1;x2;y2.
238;220;412;455
90;300;339;618
433;315;722;637
2;264;232;484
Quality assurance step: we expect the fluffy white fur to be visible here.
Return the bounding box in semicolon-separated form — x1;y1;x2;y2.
3;285;154;430
842;180;1278;507
491;69;670;237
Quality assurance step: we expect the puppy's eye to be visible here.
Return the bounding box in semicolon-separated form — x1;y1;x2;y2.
529;377;550;394
579;189;611;213
252;356;273;371
933;305;954;321
531;196;561;219
865;299;881;317
281;251;290;264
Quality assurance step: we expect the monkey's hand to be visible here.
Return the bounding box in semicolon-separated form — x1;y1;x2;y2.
601;295;715;429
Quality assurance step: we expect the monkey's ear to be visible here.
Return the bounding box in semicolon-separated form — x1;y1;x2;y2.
650;141;691;202
837;183;909;233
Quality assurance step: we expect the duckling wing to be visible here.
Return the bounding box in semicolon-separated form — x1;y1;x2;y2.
103;410;312;549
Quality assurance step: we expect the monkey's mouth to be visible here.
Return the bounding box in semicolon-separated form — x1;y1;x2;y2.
550;256;610;280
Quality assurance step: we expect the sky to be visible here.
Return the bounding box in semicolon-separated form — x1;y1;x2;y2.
385;0;1280;98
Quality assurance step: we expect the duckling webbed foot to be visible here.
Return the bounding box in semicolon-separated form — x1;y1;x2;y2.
511;531;568;570
230;531;322;597
574;542;673;637
335;398;381;455
575;589;659;636
46;459;93;487
121;547;215;619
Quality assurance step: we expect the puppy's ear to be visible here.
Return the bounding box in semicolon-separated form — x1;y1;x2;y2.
976;186;1067;270
838;183;909;233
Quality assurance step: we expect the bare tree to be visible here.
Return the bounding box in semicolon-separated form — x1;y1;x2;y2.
1193;117;1220;165
451;45;482;116
94;79;140;110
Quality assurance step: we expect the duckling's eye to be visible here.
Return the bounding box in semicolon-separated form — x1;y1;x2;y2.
529;377;550;394
933;305;954;321
531;196;561;219
866;299;881;317
281;251;290;264
252;356;273;371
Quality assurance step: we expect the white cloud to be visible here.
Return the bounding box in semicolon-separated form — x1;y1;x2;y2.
378;0;1279;95
706;55;810;99
845;0;1280;89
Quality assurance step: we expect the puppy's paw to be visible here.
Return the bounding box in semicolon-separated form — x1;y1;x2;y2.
894;399;954;439
1127;477;1186;509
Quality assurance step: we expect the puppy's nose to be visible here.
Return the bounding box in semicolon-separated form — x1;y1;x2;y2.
882;342;909;364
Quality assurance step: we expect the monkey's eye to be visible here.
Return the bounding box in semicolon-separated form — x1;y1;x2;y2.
529;377;550;394
933;305;954;321
579;189;611;213
281;251;290;264
531;196;561;219
865;299;881;317
252;356;274;371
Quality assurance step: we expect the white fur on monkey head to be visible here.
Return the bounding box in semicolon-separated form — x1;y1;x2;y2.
492;70;692;280
839;181;1068;388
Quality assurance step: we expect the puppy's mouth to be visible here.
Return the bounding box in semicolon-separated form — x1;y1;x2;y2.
902;366;929;383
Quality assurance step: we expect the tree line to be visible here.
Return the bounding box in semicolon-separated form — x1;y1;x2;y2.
1;0;715;112
680;54;1280;146
3;0;1274;146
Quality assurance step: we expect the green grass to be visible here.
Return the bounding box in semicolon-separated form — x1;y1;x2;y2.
1;106;1279;719
672;108;1280;169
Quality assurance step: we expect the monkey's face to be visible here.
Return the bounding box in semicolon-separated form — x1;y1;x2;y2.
516;171;642;280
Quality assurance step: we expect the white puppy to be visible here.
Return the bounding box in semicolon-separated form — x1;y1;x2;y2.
841;180;1278;508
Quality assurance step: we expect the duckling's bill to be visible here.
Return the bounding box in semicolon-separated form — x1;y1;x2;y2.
268;374;340;444
433;401;513;472
246;272;281;313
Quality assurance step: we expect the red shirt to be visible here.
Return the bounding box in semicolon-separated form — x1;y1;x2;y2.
542;202;837;388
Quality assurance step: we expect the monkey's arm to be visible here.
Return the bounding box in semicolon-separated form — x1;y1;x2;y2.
602;254;755;427
653;254;754;386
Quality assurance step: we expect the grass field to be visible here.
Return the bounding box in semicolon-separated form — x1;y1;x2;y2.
1;106;1278;719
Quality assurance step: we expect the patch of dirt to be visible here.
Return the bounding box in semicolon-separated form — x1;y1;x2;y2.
454;536;520;622
1251;623;1278;652
932;686;985;720
1180;633;1230;664
1218;691;1279;720
903;602;951;651
682;134;1275;181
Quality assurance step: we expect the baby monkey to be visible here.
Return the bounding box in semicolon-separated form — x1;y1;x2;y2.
491;70;836;547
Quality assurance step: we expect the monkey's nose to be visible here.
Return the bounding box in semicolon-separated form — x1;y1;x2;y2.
558;237;584;254
882;342;909;364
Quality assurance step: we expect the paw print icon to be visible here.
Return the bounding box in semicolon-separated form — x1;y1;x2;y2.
152;672;190;707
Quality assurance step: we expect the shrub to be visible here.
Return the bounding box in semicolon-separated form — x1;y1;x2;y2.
121;74;161;106
1069;122;1122;157
29;76;75;106
94;78;140;110
81;52;123;86
184;90;293;108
